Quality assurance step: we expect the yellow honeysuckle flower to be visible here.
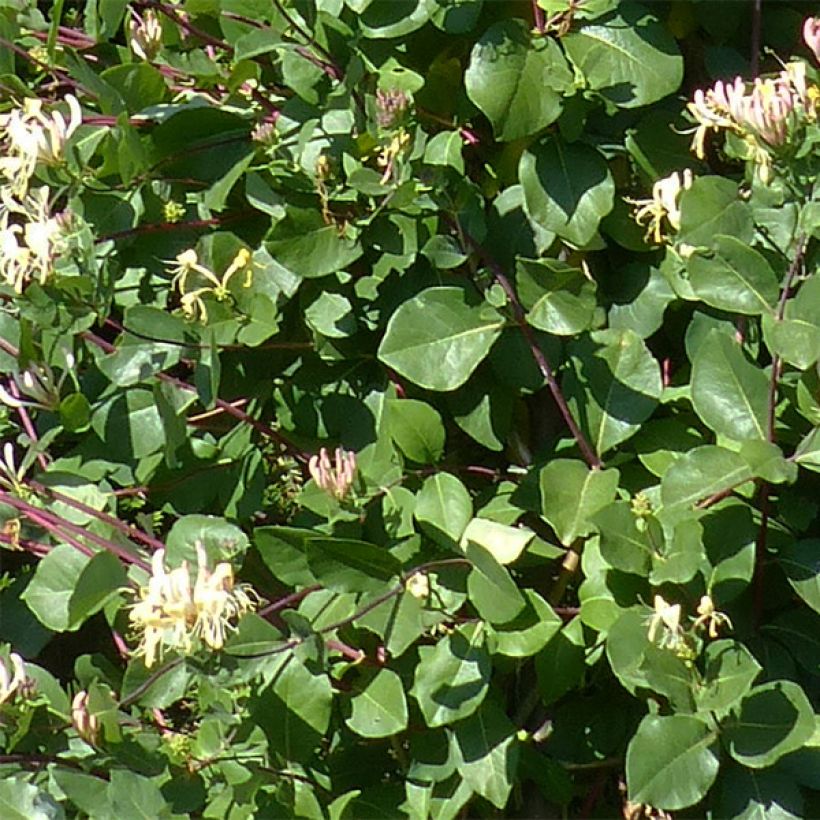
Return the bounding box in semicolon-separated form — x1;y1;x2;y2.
628;169;693;244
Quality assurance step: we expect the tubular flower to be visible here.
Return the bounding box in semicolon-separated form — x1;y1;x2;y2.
0;185;64;292
308;446;357;501
168;247;253;323
693;595;733;639
646;595;685;651
0;95;82;195
129;545;255;668
688;66;818;180
628;169;693;244
0;652;27;705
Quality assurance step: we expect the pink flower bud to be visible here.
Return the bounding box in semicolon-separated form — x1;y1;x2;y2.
804;17;820;63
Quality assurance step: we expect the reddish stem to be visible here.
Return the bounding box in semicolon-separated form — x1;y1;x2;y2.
6;383;49;471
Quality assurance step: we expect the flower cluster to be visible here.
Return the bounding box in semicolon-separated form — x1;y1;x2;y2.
688;62;818;180
0;651;27;705
628;169;693;245
167;247;254;323
0;95;81;195
0;95;80;291
308;446;357;501
0;355;74;413
129;543;256;668
647;594;732;657
130;9;163;62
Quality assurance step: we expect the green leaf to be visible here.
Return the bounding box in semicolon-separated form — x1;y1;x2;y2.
306;538;402;593
107;770;169;820
360;0;435;38
640;644;696;711
565;328;662;455
626;715;720;810
100;63;167;112
779;539;820;614
91;388;165;459
606;608;651;694
51;770;110;818
412;622;490;727
59;392;91;432
252;656;333;759
266;210;362;279
21;545;89;632
488;588;561;657
414;472;472;547
540;459;620;545
305;292;357;339
517;258;597;336
691;331;769;441
715;766;804;820
677;176;754;248
465;20;570;142
0;779;63;820
165;514;249;567
520;136;614;247
762;275;820;370
688;235;780;315
388;398;446;463
465;542;526;624
68;550;126;629
695;640;761;714
724;680;815;768
763;608;820;675
661;446;753;521
452;700;519;809
346;668;408;738
535;616;586;705
378;287;504;391
595;502;656;574
459;518;534;565
563;3;683;108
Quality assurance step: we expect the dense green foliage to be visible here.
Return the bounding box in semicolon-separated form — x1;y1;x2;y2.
1;0;819;816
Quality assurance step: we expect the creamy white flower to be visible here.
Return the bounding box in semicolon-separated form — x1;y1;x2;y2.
0;652;26;704
0;185;63;292
0;95;82;194
129;544;255;667
647;594;684;650
693;595;733;639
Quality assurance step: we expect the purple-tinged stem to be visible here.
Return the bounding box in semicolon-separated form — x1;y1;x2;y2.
7;383;49;471
448;219;603;470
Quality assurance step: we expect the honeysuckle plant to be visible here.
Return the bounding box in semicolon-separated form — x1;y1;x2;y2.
1;1;820;817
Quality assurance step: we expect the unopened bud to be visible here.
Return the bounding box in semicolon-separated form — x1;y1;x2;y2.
805;17;820;64
71;690;100;745
130;9;162;62
308;446;357;501
376;89;409;129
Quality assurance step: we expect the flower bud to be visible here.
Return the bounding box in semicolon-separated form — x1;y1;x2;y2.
71;690;100;745
804;17;820;63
